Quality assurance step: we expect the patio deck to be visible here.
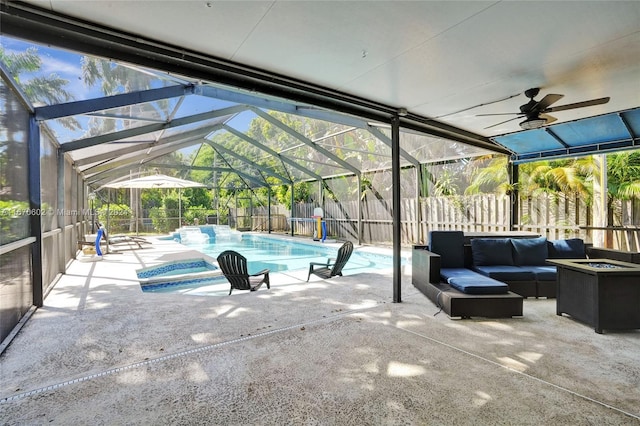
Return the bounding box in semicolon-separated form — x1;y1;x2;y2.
1;237;639;424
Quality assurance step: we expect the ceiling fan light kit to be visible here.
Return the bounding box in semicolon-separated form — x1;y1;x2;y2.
519;116;547;130
478;88;611;131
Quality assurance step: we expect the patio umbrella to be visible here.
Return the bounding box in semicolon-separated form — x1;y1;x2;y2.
104;174;206;232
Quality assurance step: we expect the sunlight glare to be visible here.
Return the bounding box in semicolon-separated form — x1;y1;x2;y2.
473;390;492;407
186;361;210;383
516;351;543;363
386;361;427;377
496;356;528;372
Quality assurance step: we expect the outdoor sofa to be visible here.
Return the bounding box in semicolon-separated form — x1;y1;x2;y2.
412;231;607;318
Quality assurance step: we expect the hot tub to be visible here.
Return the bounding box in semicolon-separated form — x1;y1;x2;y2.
136;258;222;290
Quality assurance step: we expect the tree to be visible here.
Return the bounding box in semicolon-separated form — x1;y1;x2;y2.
0;45;78;242
1;45;75;214
1;46;76;105
82;57;177;230
607;151;640;199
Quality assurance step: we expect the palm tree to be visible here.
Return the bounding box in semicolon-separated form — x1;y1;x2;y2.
1;46;76;105
82;57;176;230
607;151;640;199
524;161;592;200
1;46;77;189
465;155;511;195
0;45;76;242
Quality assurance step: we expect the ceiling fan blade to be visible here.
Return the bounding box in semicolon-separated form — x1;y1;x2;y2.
476;113;521;116
545;97;610;113
534;94;564;110
539;113;557;125
484;116;523;129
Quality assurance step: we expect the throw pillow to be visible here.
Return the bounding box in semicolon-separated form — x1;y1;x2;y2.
511;236;548;265
548;238;586;259
471;238;515;266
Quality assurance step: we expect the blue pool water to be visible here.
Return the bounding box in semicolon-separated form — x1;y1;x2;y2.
137;259;218;279
137;258;222;293
142;234;402;295
201;235;398;274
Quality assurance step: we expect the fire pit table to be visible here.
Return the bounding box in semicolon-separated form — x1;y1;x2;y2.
547;258;640;333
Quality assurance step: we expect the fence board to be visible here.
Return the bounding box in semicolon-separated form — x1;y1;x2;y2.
167;193;640;250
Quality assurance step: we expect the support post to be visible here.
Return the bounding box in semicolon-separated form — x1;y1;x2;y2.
57;144;66;273
510;163;519;232
357;174;362;244
593;154;609;247
290;182;295;237
392;115;402;303
415;165;421;243
267;185;272;233
28;116;43;307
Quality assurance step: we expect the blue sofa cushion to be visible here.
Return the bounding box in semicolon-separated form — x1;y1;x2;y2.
429;231;465;268
511;237;548;266
448;276;509;295
471;238;515;266
548;238;586;259
527;265;557;281
440;267;484;282
472;265;535;281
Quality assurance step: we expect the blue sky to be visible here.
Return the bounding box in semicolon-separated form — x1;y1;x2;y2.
2;36;103;103
1;36;255;152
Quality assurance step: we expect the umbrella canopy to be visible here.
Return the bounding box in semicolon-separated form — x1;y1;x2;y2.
103;174;207;233
103;174;206;189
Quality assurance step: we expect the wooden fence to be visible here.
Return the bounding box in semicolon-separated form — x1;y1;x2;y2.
232;194;640;250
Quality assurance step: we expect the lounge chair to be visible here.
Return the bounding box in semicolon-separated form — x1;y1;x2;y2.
77;235;151;251
109;235;151;248
307;241;354;281
216;250;270;295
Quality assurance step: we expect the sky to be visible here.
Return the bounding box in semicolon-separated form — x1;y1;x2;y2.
2;36;102;103
1;35;255;154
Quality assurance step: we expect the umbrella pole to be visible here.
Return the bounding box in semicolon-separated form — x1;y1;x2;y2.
106;189;111;254
135;187;139;236
179;188;182;228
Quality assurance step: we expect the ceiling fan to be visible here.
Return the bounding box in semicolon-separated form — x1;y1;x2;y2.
478;88;610;130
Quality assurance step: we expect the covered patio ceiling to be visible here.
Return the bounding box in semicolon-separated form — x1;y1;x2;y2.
1;1;639;185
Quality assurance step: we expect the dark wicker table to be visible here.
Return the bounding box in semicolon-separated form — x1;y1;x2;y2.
548;258;640;333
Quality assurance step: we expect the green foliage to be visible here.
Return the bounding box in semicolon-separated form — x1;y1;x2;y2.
182;209;211;226
433;170;458;196
607;151;640;199
141;189;163;209
271;182;313;208
465;156;509;195
464;151;640;204
97;203;131;234
0;200;30;244
183;187;211;209
163;192;180;229
148;207;170;234
147;192;182;233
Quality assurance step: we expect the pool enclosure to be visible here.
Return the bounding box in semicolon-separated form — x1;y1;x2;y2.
2;3;640;350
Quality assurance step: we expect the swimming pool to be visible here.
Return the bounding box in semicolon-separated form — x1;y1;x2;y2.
137;258;222;292
142;234;403;295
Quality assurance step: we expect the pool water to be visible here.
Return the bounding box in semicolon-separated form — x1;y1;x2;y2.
202;235;402;274
137;258;222;293
142;235;402;295
157;266;212;276
137;259;218;279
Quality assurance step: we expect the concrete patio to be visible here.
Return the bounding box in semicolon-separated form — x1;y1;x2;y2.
1;237;639;425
